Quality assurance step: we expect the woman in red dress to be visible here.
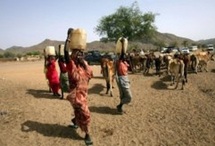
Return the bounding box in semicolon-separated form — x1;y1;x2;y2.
45;55;61;96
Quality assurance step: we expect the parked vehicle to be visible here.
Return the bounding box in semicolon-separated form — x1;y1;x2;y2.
84;50;102;65
180;48;190;54
189;46;198;52
160;47;168;53
162;47;179;53
101;52;116;60
207;44;214;53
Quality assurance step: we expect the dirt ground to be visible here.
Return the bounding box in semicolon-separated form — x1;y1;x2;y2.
0;60;215;146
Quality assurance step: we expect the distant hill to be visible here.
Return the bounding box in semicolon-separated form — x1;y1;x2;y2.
5;39;64;54
1;32;214;55
5;46;25;54
0;48;4;54
197;38;215;45
155;32;195;45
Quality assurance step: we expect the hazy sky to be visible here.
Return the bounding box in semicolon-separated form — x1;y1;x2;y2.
0;0;215;49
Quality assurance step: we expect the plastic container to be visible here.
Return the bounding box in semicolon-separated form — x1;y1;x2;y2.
69;28;87;50
116;37;128;54
59;44;65;56
45;46;56;56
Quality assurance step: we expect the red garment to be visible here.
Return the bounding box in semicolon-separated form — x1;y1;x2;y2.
46;59;60;94
66;60;93;133
58;61;67;73
116;60;129;76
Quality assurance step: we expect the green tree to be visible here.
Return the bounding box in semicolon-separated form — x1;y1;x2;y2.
32;51;40;55
3;51;15;58
182;40;188;47
26;52;32;56
154;40;166;51
170;41;178;48
26;51;41;56
95;2;157;42
16;53;23;58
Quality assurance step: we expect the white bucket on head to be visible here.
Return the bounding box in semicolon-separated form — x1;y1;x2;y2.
45;46;56;56
116;37;128;54
59;44;65;56
69;28;87;50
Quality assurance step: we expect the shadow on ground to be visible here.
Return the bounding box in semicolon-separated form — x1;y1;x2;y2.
151;80;168;90
26;89;60;99
89;106;122;115
88;83;105;95
21;120;83;140
160;75;171;82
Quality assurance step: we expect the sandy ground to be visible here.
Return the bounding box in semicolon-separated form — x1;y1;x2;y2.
0;60;215;146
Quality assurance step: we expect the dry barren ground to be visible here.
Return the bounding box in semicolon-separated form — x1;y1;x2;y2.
0;60;215;146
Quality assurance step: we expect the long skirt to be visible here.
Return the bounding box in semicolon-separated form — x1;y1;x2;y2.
67;88;90;133
115;75;132;104
59;73;69;92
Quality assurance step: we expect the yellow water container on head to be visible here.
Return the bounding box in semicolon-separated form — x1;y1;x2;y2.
116;37;128;54
69;28;87;50
45;46;56;56
59;44;65;56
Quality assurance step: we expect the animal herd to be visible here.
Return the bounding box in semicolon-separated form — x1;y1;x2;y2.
44;47;214;99
100;49;214;92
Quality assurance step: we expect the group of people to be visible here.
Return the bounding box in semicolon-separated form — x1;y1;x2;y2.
44;45;94;145
44;50;69;99
44;29;132;145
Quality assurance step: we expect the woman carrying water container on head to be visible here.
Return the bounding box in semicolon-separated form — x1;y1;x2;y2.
64;28;93;145
57;44;69;99
115;37;132;114
44;46;61;97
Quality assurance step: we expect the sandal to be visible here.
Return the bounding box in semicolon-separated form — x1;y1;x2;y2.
68;118;78;129
116;105;123;113
84;134;93;145
68;124;78;129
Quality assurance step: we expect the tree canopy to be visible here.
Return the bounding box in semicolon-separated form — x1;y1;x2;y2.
95;2;157;42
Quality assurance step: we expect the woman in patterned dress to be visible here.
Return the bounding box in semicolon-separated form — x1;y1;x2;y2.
65;48;93;145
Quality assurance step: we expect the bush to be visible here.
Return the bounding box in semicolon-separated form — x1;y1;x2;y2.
3;52;15;58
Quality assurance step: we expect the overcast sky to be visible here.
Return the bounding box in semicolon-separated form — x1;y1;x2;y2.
0;0;215;49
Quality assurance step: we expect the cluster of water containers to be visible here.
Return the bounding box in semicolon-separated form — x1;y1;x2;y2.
44;28;128;56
